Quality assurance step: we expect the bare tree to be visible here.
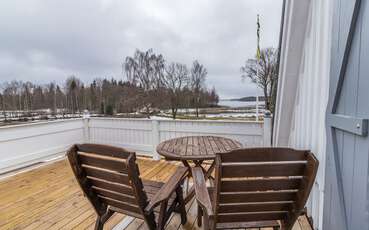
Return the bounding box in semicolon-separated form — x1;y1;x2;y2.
65;76;82;114
240;47;278;113
55;85;65;111
2;81;19;111
22;82;33;112
124;49;165;117
163;62;189;119
32;86;45;110
209;87;219;106
45;82;57;114
0;89;6;121
190;60;207;117
0;48;222;123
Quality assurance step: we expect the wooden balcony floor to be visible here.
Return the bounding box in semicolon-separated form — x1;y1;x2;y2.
0;158;312;230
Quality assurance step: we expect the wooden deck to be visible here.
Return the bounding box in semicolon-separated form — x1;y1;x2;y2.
0;158;312;230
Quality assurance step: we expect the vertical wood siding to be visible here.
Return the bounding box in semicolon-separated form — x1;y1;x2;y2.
323;0;369;229
283;0;333;229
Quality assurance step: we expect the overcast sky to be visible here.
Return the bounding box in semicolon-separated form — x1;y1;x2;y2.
0;0;282;99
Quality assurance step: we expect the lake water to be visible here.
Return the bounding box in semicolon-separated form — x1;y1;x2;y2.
218;100;265;108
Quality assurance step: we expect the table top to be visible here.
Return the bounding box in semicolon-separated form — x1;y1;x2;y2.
156;136;242;160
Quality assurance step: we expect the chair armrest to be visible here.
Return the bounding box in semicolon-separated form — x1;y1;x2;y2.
145;166;188;213
191;167;214;216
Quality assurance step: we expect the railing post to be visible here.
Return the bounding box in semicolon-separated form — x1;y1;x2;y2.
263;111;272;146
83;110;90;143
151;119;160;160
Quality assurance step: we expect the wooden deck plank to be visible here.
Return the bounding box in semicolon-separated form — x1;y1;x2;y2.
0;157;312;230
0;187;80;228
124;218;144;230
23;194;90;230
0;178;76;213
75;212;96;229
0;161;72;206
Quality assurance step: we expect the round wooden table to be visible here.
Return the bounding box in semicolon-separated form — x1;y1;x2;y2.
156;136;242;203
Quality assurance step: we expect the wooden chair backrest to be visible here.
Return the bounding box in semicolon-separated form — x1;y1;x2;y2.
212;148;318;228
67;144;148;219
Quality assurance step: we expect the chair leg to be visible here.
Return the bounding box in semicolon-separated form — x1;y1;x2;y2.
144;212;157;230
203;212;211;230
197;205;203;227
94;216;104;230
101;209;114;222
157;200;168;230
176;186;187;225
94;209;114;230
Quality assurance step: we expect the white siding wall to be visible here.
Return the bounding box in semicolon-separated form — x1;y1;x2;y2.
281;0;333;229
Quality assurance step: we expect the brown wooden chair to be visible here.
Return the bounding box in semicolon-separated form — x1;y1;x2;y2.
67;144;188;230
192;148;318;230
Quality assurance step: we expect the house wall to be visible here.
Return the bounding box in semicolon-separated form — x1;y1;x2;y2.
273;0;333;229
323;0;369;228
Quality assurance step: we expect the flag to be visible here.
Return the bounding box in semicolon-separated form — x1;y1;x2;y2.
256;14;261;61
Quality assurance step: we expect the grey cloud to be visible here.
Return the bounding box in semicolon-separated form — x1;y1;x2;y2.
0;0;282;98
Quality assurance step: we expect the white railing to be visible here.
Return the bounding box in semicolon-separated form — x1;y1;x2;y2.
0;119;85;173
0;116;271;173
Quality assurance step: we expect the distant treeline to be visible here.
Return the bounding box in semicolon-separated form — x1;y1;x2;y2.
0;49;219;119
230;96;266;102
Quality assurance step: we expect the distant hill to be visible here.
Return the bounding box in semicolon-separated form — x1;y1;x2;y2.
227;96;265;102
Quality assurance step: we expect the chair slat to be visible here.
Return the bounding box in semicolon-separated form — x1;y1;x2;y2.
217;211;287;223
221;178;302;192
216;220;280;229
218;202;292;213
219;190;297;203
76;144;131;158
109;206;144;219
220;148;308;162
88;176;135;196
92;186;137;205
221;162;306;177
78;152;128;173
98;195;141;214
83;165;130;184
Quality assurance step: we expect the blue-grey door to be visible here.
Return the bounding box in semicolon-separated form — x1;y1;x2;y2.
323;0;369;229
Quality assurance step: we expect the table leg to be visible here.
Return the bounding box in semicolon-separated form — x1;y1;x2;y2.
204;161;216;178
204;161;216;186
181;160;192;199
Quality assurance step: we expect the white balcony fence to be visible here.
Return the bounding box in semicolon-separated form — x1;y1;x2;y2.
0;117;271;174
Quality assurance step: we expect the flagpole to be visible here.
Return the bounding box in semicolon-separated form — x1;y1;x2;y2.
256;62;259;121
256;14;260;122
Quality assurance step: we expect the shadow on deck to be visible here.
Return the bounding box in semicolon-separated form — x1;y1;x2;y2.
0;158;312;230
